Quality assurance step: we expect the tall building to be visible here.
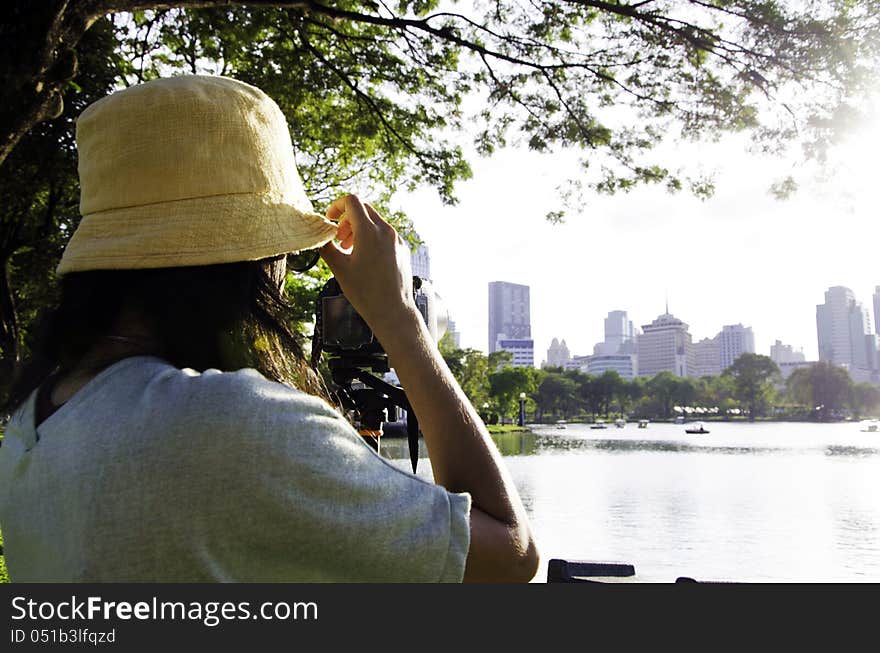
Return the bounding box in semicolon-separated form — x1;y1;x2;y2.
816;286;872;376
545;338;571;368
602;310;634;352
496;338;535;367
446;318;461;348
411;243;431;281
637;311;695;378
488;281;533;367
692;337;721;377
874;286;880;341
718;324;755;370
593;310;638;355
584;310;638;377
770;340;805;365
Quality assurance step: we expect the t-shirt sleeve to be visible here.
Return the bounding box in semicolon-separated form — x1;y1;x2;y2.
191;372;471;582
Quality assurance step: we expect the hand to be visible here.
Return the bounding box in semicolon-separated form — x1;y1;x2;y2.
319;194;418;339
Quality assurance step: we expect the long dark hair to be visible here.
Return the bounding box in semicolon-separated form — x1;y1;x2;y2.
3;256;328;415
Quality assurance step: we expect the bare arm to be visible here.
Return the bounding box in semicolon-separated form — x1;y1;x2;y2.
320;194;539;583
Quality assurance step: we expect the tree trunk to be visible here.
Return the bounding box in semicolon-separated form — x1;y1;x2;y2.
0;2;91;168
1;1;314;170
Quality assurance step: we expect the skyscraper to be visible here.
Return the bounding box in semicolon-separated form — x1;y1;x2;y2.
545;338;571;368
488;281;533;367
446;318;461;348
718;324;756;370
874;286;880;342
692;336;721;377
816;286;872;378
588;310;638;378
594;310;636;356
637;311;695;378
605;310;634;349
411;242;431;282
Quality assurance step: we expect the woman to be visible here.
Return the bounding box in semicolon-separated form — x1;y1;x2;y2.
0;75;538;582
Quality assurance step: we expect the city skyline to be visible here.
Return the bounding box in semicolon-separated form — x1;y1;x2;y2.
394;103;879;364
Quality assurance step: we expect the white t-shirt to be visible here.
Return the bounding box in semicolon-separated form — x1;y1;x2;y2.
0;356;470;582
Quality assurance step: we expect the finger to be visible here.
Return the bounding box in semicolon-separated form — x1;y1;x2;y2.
319;240;349;273
326;194;374;233
339;233;354;250
336;216;353;241
363;202;393;232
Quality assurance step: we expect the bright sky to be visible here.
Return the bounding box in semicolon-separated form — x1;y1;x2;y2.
393;105;880;364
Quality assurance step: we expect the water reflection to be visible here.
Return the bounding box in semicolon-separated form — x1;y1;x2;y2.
824;445;880;458
381;430;538;460
491;431;538;456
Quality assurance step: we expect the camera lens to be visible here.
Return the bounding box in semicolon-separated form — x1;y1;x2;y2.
287;249;320;272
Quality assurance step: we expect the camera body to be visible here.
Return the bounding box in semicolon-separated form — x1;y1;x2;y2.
313;276;446;372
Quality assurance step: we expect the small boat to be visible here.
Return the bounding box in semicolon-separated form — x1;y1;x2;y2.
614;418;626;428
638;419;649;429
555;419;568;430
685;422;709;434
590;419;608;430
674;416;685;424
861;422;879;433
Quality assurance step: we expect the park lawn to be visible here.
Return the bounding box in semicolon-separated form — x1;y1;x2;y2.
486;424;530;434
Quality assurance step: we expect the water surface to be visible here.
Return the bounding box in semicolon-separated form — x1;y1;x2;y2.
383;421;880;582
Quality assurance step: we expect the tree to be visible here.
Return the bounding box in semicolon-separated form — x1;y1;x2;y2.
672;376;698;412
5;1;877;188
786;362;853;421
723;353;780;419
705;374;738;417
571;371;600;417
851;383;880;420
487;350;514;372
625;376;644;415
645;371;680;419
534;371;577;421
592;369;625;417
3;1;879;385
0;19;123;387
488;366;537;423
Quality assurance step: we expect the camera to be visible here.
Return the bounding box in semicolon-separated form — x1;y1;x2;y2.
313;276;445;368
310;275;446;472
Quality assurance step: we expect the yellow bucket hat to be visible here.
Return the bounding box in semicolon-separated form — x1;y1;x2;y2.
57;75;337;275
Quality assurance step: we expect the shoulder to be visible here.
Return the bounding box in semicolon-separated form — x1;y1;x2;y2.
120;356;351;445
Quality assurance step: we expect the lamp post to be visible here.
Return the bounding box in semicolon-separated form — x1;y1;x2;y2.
482;402;490;423
518;392;526;427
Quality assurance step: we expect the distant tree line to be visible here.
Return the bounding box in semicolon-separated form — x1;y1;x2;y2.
438;340;880;424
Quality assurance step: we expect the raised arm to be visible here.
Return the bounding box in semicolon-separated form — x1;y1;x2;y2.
320;194;539;583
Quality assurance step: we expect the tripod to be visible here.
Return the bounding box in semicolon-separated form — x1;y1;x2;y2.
329;356;421;473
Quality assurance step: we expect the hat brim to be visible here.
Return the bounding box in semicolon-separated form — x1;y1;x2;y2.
56;193;338;275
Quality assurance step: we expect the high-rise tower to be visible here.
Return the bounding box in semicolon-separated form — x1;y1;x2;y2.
816;286;871;377
488;281;533;367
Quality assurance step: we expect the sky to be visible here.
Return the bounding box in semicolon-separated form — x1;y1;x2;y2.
392;105;880;364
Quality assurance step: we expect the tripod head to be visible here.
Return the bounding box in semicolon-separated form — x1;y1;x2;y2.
328;359;420;472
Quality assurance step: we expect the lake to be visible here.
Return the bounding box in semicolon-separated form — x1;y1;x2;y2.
382;420;880;582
